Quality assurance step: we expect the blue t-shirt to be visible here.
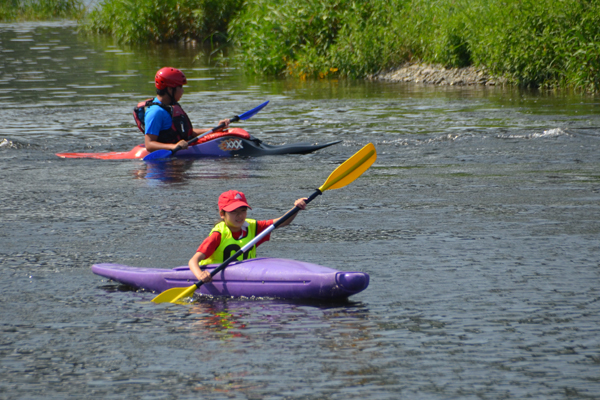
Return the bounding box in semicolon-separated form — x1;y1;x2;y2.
144;98;172;136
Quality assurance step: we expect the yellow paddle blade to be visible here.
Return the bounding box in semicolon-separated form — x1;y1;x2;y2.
151;284;198;304
319;143;376;192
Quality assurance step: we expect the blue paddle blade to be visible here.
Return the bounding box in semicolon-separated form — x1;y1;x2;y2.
237;100;269;121
142;149;173;161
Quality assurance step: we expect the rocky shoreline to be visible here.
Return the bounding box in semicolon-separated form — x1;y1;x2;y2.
369;63;507;86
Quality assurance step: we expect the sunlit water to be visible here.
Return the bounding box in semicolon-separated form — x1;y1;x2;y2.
1;22;599;400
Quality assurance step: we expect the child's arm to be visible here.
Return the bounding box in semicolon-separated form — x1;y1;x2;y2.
188;232;221;282
188;252;212;283
273;198;308;228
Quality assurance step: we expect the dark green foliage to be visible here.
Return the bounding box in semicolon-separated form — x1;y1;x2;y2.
84;0;243;43
0;0;84;20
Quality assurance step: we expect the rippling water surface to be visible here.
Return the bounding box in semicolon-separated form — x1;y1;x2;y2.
1;22;599;400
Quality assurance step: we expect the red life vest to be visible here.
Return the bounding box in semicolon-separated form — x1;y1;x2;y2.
133;99;194;144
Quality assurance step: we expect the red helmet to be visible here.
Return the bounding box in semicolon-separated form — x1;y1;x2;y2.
155;67;187;90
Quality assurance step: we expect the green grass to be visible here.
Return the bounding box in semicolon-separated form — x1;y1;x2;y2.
0;0;84;20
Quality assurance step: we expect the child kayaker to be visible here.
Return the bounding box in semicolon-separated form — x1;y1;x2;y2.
188;190;307;283
136;67;231;153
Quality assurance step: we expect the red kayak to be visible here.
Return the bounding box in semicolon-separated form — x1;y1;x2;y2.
56;128;340;160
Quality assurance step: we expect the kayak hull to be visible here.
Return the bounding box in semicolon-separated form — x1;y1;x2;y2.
92;257;369;300
56;128;340;160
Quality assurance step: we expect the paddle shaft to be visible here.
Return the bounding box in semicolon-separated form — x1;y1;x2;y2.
191;189;323;289
170;115;240;154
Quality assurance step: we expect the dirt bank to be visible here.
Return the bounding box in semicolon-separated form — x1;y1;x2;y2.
370;63;507;86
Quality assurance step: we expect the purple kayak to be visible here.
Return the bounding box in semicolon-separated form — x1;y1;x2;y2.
92;257;369;300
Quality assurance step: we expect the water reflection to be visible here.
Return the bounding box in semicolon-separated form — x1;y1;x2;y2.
183;297;371;341
188;301;248;341
132;158;262;184
133;159;195;183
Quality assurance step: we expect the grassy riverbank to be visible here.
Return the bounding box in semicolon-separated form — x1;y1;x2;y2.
0;0;84;20
229;0;600;91
32;0;600;92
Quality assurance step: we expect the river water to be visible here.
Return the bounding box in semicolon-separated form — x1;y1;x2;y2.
1;22;599;400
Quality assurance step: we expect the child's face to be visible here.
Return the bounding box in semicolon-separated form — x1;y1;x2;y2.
220;207;248;231
174;86;184;102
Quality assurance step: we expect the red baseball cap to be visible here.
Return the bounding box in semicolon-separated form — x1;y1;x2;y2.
218;190;252;212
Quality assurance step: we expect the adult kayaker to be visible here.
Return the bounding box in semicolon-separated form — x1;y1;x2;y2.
135;67;230;153
189;190;308;283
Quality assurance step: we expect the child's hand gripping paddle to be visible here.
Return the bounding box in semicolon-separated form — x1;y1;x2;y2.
151;143;377;304
143;100;269;161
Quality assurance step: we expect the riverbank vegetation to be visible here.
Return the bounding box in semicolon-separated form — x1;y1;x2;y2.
228;0;600;91
0;0;84;20
11;0;599;92
84;0;242;43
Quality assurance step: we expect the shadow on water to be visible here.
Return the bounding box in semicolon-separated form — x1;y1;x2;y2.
97;280;369;310
192;295;370;311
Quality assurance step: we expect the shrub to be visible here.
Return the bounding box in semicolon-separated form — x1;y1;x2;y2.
84;0;243;43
